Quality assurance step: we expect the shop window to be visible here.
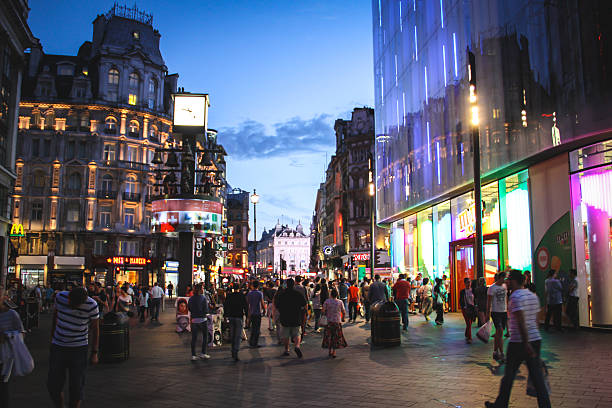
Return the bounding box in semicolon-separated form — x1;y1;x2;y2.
417;209;434;278
433;201;451;279
499;170;531;272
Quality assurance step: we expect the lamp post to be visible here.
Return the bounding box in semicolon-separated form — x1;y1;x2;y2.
468;50;484;280
368;153;376;280
250;189;259;276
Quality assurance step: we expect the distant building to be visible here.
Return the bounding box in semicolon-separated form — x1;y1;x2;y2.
225;188;249;270
258;221;310;276
12;5;177;287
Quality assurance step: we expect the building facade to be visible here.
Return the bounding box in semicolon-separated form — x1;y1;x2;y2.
258;222;310;276
0;0;34;285
225;188;249;270
373;0;612;326
13;5;177;287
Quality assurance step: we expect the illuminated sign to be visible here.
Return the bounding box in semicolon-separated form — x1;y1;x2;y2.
323;246;333;255
352;253;369;261
9;224;25;237
107;257;150;266
458;205;476;235
151;199;223;234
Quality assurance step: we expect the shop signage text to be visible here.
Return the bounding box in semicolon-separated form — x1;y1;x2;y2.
9;223;25;237
352;253;369;261
107;257;150;266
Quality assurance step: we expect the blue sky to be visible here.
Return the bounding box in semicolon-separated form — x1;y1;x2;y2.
28;0;374;238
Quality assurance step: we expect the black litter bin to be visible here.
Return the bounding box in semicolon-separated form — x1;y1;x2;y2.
100;312;130;363
370;301;401;347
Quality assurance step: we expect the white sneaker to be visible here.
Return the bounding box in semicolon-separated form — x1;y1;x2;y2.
191;355;199;361
198;353;211;359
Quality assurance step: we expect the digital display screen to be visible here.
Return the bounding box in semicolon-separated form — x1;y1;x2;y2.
152;199;222;234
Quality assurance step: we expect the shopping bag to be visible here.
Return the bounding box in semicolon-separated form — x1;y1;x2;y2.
6;331;34;376
526;360;551;397
476;320;492;343
318;315;328;327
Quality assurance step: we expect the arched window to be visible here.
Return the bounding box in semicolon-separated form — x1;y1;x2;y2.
148;125;158;140
105;117;117;134
108;68;119;85
125;174;138;194
67;173;81;194
128;120;139;137
101;174;113;192
33;170;46;188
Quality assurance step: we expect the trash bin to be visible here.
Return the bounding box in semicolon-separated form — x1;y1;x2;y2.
100;312;129;363
370;301;401;347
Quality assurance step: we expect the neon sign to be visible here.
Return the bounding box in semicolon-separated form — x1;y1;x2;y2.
457;204;476;235
9;224;25;237
353;253;370;261
107;257;150;266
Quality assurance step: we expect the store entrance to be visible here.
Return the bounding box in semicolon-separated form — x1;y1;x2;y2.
449;233;500;311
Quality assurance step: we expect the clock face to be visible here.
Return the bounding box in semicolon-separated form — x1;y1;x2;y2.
173;95;206;127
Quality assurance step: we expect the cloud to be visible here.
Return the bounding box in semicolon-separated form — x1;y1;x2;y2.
218;114;335;159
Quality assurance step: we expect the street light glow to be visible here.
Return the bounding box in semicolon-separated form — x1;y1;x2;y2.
369;182;375;196
250;190;260;204
471;106;479;126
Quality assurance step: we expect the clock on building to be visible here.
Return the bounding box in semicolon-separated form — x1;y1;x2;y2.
172;93;208;128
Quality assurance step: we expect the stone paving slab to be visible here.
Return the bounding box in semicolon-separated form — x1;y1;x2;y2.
9;302;612;407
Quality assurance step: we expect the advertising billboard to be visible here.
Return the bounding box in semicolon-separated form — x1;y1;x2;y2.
151;199;222;234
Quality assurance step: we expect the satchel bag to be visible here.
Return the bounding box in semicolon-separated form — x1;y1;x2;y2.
318;314;328;327
5;331;34;377
476;320;492;343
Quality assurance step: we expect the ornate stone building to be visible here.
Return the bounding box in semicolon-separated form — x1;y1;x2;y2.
12;5;177;287
258;222;310;276
0;0;34;285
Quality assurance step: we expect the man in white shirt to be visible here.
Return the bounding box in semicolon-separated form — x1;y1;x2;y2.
486;270;550;408
487;271;508;362
150;282;164;322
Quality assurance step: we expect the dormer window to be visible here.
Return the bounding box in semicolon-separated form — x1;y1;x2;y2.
58;65;74;76
132;31;140;40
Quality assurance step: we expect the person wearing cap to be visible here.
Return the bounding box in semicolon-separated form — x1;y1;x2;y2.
485;270;550;408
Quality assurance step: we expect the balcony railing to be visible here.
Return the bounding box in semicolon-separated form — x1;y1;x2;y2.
122;192;141;202
100;160;150;172
97;190;117;199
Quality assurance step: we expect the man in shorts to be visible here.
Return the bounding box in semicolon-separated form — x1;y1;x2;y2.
488;271;508;362
276;279;307;358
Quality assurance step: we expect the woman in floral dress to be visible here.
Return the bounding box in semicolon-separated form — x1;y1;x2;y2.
321;288;347;358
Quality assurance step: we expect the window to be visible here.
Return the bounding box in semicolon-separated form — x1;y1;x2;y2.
74;85;86;98
58;65;73;76
105;117;117;134
148;79;156;109
66;202;80;222
93;240;107;256
125;174;138;193
43;139;51;157
126;146;138;163
103;143;116;161
101;174;113;192
128;94;137;105
128;120;139;137
129;72;139;89
39;81;52;97
63;237;76;255
145;211;151;230
99;206;112;228
78;141;87;158
66;140;75;159
119;240;138;256
79;115;89;130
148;125;158;140
31;202;43;221
33;170;46;188
32;139;40;157
124;207;135;229
67;172;81;193
108;68;119;85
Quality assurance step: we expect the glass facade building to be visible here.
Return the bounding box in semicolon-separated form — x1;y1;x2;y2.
373;0;612;326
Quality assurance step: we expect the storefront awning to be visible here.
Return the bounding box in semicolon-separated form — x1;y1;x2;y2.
17;256;47;265
54;257;85;266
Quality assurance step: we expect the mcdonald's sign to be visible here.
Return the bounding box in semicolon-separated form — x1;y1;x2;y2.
9;224;25;237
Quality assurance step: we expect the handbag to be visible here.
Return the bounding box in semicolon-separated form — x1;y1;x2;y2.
318;314;328;327
527;359;551;397
5;331;34;377
476;320;492;343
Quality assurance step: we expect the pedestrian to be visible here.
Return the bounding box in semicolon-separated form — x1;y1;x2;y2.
360;278;371;322
410;274;422;313
115;285;132;316
276;278;307;358
293;276;308;339
167;282;174;299
442;274;450;312
188;284;210;361
321;288;347;358
488;271;509;362
348;281;360;323
421;278;433;321
459;278;475;343
368;274;389;304
566;269;579;330
524;271;537;293
338;277;349;311
392;273;411;331
312;283;323;332
320;278;329;306
544;270;563;332
433;278;445;325
137;287;149;322
0;285;26;407
44;285;55;313
272;280;285;345
246;280;265;348
264;281;277;332
88;282;107;319
473;277;488;327
47;287;99;408
485;270;551;408
150;282;164;322
223;284;248;361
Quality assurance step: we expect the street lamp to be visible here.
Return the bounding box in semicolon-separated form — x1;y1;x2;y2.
250;189;259;276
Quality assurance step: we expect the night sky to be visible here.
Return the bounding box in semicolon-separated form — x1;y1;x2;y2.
27;0;374;237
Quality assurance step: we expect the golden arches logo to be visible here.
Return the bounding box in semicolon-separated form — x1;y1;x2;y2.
9;224;24;237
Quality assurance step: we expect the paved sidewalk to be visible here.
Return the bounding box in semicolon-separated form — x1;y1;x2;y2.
9;303;612;407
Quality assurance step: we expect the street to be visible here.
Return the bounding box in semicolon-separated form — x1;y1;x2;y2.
10;304;612;408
